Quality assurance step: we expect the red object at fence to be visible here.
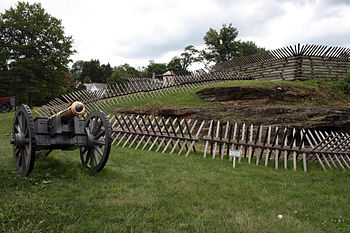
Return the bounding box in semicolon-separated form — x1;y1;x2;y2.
0;97;11;103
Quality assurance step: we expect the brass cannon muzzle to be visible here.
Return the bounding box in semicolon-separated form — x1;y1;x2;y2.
53;101;85;123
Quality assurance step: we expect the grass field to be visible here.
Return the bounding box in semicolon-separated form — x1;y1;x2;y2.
1;80;350;232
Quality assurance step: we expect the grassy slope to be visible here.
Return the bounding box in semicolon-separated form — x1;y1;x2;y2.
106;79;350;112
1;80;350;232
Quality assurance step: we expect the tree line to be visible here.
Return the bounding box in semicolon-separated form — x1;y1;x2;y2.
0;2;265;107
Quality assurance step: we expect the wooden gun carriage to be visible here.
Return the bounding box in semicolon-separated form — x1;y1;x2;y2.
10;102;112;176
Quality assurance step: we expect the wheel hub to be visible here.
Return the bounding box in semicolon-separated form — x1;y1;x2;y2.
14;132;26;148
87;133;95;148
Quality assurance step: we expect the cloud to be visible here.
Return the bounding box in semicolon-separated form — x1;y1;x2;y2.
1;0;350;69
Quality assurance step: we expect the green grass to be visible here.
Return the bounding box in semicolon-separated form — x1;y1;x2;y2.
1;109;350;232
105;79;350;113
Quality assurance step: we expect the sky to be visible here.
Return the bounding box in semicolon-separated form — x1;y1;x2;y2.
1;0;350;70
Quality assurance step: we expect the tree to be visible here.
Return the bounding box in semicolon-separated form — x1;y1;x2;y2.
167;57;187;74
144;61;168;78
106;63;142;84
0;2;74;107
203;23;240;63
238;41;266;57
180;45;202;70
202;23;265;64
70;60;85;82
80;59;113;83
106;70;124;84
83;76;91;83
81;59;103;83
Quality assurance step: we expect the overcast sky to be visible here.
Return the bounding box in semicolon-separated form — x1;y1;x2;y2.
1;0;350;69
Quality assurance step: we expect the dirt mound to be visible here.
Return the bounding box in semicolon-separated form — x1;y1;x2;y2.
196;85;318;104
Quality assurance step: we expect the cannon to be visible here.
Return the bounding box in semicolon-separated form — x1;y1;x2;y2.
10;102;112;176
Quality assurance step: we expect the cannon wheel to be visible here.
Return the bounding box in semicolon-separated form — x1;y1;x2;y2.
80;110;112;172
12;104;36;176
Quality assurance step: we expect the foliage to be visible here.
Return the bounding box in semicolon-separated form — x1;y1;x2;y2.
202;23;265;64
143;60;168;78
0;2;74;107
166;57;186;74
239;40;266;56
80;59;112;83
203;23;240;63
83;76;91;84
70;60;85;82
106;63;141;84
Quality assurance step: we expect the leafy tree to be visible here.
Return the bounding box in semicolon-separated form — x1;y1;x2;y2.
203;23;240;63
118;63;141;77
80;59;113;83
106;63;141;84
101;63;113;81
167;57;187;74
0;2;74;107
202;23;265;64
81;59;103;83
239;41;266;57
70;60;85;82
107;70;124;84
144;61;168;78
83;76;91;83
180;45;203;70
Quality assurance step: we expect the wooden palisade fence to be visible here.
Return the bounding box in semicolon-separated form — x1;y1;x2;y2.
34;69;249;117
214;43;350;81
111;115;350;172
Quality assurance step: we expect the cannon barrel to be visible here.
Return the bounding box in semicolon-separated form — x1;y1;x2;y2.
53;101;85;123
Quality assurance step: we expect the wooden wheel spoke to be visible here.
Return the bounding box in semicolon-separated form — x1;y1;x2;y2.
20;151;26;170
81;146;88;155
15;124;20;133
95;138;105;146
24;123;28;136
89;118;96;133
24;146;30;166
94;130;105;140
14;146;20;156
93;149;100;165
92;118;102;135
17;150;23;167
18;114;23;131
86;150;92;166
85;126;91;134
89;149;95;167
95;146;104;157
24;144;30;157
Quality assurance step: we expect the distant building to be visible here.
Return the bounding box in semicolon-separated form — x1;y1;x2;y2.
162;71;175;86
84;83;108;97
